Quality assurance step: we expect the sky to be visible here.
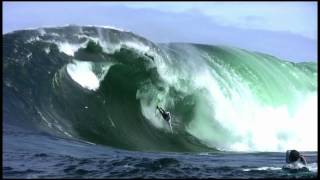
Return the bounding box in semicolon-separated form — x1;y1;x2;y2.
3;2;317;62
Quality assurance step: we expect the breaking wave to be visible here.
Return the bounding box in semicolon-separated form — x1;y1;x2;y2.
3;25;317;152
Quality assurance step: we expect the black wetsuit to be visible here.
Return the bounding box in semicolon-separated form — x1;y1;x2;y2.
157;107;171;122
286;150;307;165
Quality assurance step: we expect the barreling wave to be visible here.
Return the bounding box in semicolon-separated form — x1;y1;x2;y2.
3;25;317;152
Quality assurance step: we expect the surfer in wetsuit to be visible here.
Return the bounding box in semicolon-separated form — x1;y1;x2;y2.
286;150;307;165
156;106;171;123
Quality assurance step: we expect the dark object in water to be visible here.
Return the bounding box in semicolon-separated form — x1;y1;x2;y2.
286;150;300;163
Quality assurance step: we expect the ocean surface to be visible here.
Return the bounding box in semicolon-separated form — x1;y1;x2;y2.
3;25;318;178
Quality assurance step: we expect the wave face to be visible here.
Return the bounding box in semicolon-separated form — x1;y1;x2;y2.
3;25;317;152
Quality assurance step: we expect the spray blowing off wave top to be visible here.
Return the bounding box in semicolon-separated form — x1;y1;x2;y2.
3;25;317;152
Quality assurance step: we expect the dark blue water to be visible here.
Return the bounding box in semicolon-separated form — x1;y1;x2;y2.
3;124;317;179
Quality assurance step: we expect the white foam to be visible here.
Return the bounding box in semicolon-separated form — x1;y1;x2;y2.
123;41;150;53
38;28;46;36
50;32;60;37
308;163;318;172
242;166;282;171
26;36;40;43
85;24;125;32
56;42;84;56
26;53;32;60
44;47;51;54
66;60;100;90
66;60;113;91
76;34;99;43
95;39;152;56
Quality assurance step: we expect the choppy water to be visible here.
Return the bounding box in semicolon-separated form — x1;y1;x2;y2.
3;124;317;179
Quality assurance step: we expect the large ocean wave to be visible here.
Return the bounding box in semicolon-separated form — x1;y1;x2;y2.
3;25;317;152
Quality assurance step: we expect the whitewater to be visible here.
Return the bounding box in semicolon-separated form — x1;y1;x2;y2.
3;25;317;178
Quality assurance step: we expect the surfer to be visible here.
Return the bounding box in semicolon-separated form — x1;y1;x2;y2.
156;106;171;123
282;149;309;172
285;150;307;165
156;105;173;133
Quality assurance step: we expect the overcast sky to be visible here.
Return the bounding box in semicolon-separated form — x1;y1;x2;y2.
3;2;317;62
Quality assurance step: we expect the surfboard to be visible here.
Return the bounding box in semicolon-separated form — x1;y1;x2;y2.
169;120;173;134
